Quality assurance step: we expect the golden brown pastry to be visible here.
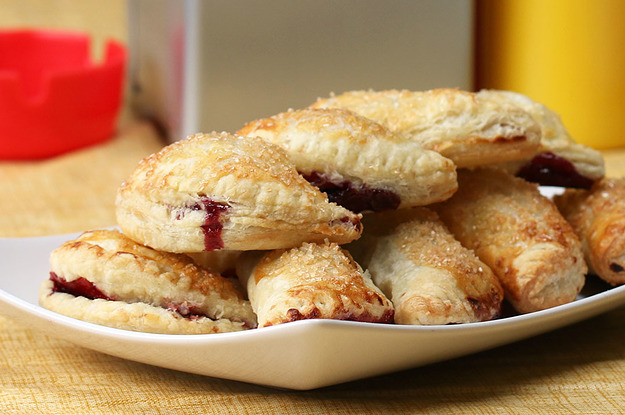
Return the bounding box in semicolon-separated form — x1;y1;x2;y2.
238;108;458;212
479;89;605;188
310;88;542;168
554;178;625;284
434;168;586;314
236;242;394;327
116;132;362;253
39;230;257;334
351;208;503;325
186;250;242;275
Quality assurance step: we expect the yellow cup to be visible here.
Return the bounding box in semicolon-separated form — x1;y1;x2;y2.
476;0;625;149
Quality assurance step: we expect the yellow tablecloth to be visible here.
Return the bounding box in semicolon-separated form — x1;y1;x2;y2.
1;121;625;414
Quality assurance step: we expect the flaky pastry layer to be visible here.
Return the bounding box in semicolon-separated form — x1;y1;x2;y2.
555;178;625;284
480;90;605;188
238;108;457;212
434;168;586;314
116;132;362;252
40;229;256;334
237;242;394;327
310;88;541;168
355;208;503;325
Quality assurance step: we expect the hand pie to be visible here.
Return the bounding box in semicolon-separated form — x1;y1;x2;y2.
479;90;605;189
116;132;362;253
434;168;586;314
39;230;257;334
310;88;541;168
236;242;394;327
352;208;503;325
238;108;457;213
554;178;625;284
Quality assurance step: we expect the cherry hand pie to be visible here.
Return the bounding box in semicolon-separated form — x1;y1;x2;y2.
238;108;457;213
39;230;257;334
350;208;503;325
434;168;586;314
116;132;362;253
236;241;394;327
310;88;542;168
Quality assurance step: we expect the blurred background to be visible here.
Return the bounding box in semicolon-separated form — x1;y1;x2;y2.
2;0;624;151
476;0;625;150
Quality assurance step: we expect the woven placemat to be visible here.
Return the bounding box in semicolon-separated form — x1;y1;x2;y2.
0;122;164;237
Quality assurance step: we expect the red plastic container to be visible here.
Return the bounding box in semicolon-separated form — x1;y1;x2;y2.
0;30;126;160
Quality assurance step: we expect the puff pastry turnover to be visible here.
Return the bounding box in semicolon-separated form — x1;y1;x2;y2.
479;90;605;189
116;132;362;253
554;178;625;284
310;88;542;168
39;230;257;334
237;242;394;327
352;208;503;325
434;168;586;314
238;108;457;212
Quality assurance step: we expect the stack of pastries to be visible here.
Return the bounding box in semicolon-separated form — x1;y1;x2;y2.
39;88;624;335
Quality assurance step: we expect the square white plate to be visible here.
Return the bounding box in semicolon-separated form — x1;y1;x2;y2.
1;232;625;390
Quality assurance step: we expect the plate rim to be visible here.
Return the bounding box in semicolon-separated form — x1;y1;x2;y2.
2;231;625;389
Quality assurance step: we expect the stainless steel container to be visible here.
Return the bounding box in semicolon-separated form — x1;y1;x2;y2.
128;0;473;141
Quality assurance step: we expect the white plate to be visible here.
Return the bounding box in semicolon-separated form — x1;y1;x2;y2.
1;232;625;390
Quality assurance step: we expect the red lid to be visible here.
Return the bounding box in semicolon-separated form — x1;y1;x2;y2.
0;30;126;160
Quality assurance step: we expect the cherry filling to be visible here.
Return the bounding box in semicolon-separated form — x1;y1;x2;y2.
49;272;113;300
165;301;207;320
187;197;230;251
302;171;401;213
517;152;594;189
610;263;624;273
49;274;241;323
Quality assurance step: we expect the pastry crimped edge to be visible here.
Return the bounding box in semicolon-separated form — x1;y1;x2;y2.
39;229;256;334
310;88;542;168
115;132;362;253
238;108;458;211
237;241;394;327
353;208;503;325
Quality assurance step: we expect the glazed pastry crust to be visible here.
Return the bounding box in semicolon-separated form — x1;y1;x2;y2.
237;242;394;327
357;208;503;325
39;281;247;335
116;132;362;253
480;90;605;187
554;178;625;284
434;168;586;314
186;250;242;275
40;229;256;334
311;88;542;168
238;108;458;210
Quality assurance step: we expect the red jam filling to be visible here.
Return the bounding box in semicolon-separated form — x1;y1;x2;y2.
282;307;394;325
516;152;594;189
49;272;113;300
610;263;624;273
165;301;207;320
302;171;401;213
187;197;230;251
